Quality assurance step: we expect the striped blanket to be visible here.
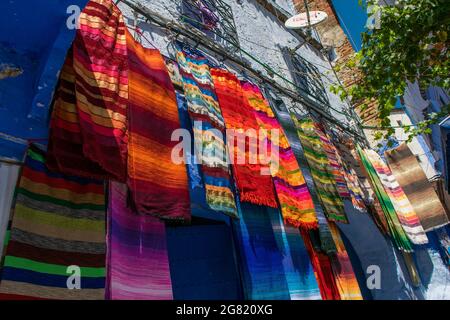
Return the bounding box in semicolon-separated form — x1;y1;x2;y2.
211;68;277;208
106;182;173;300
328;222;362;300
241;82;317;229
127;31;190;221
357;147;413;252
0;146;105;300
365;149;428;245
294;118;348;223
48;0;128;181
176;47;237;217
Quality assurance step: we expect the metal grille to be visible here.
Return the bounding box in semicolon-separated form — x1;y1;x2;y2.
181;0;240;52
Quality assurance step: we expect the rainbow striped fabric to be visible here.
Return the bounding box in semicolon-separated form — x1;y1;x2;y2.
357;147;413;252
106;182;173;300
176;46;237;218
127;30;190;221
48;0;128;181
294;118;348;223
241;82;317;229
0;146;106;300
364;149;428;245
211;68;278;208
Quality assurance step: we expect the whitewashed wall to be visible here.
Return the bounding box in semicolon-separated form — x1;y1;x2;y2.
118;0;351;125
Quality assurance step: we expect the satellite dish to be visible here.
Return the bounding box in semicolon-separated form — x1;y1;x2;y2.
285;11;328;29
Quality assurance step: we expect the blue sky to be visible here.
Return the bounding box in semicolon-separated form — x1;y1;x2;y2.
331;0;368;51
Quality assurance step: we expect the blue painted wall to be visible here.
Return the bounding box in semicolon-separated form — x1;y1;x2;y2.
0;0;88;160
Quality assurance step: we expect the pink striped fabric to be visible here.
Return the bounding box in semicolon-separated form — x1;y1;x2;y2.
106;182;173;300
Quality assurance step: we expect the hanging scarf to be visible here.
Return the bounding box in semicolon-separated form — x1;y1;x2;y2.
315;124;351;198
365;149;428;245
357;147;413;252
0;146;105;300
210;68;277;207
106;182;173;300
328;222;363;300
385;144;449;231
48;0;128;181
294;118;348;223
127;31;190;221
241;82;317;229
176;47;237;217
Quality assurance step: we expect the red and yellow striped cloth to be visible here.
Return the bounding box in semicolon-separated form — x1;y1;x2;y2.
211;69;277;208
126;29;190;221
241;82;317;229
48;0;128;181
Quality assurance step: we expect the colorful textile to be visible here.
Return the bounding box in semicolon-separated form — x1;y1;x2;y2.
211;68;277;207
294;118;348;223
357;147;413;252
268;208;322;300
127;31;190;221
328;222;363;300
386;144;449;231
48;0;128;181
300;229;341;300
0;146;105;300
241;82;317;229
106;182;173;300
365;149;428;245
176;47;237;217
315;124;350;198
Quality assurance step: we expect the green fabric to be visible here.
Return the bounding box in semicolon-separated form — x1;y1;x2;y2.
356;146;413;252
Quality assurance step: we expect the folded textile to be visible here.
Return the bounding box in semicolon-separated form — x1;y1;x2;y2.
385;144;449;231
365;149;428;245
0;146;106;300
242;82;317;229
294;118;348;223
127;30;190;221
357;147;413;252
328;222;363;300
106;182;173;300
176;47;237;217
211;68;277;208
48;0;128;181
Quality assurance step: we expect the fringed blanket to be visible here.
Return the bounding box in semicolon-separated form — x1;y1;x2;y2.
328;222;363;300
294;118;347;223
365;149;428;245
211;68;277;207
241;82;317;229
127;31;190;221
386;144;449;231
48;0;128;181
176;47;237;217
106;182;173;300
357;147;413;252
0;146;105;300
268;208;322;300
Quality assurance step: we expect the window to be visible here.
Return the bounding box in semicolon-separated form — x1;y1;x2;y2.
181;0;240;53
282;48;330;107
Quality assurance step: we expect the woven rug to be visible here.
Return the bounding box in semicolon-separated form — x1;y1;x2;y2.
241;82;317;229
268;207;322;300
127;31;190;221
48;0;128;181
0;146;105;300
357;147;413;252
176;46;237;217
328;222;363;300
365;149;428;245
106;182;173;300
386;144;449;231
211;68;277;208
294;118;347;223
